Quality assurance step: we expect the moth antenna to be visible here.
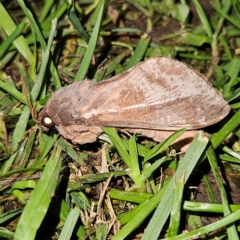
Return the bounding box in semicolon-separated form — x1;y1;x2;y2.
32;101;39;123
21;77;39;123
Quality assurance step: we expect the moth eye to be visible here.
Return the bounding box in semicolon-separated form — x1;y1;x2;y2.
42;116;54;127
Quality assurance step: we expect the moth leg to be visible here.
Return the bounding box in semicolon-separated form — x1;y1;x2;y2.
72;130;103;144
56;125;103;145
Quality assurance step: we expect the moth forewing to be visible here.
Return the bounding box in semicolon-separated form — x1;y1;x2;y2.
72;57;230;129
38;57;231;145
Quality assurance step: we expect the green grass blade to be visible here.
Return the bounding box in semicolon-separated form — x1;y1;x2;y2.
30;19;57;101
231;0;240;17
0;107;30;174
114;178;171;227
211;109;240;149
191;0;213;37
183;201;240;213
0;3;33;63
75;0;107;81
36;132;59;163
14;145;61;240
113;133;208;240
0;20;57;174
0;81;27;105
68;2;89;41
0;228;15;238
17;0;61;90
109;189;152;204
38;0;54;23
128;135;142;187
41;2;68;30
206;146;238;239
96;224;108;240
57;138;84;165
162;208;240;240
141;132;208;240
211;1;240;30
143;129;186;163
58;207;81;240
94;50;131;81
103;127;130;167
141;156;166;182
0;209;22;224
125;34;151;70
0;21;27;59
167;172;185;237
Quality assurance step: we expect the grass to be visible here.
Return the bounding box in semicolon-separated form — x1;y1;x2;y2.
0;0;240;239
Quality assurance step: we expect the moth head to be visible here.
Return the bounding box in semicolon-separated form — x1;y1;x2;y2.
38;108;55;132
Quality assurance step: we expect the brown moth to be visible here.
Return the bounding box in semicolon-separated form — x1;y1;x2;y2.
38;57;231;146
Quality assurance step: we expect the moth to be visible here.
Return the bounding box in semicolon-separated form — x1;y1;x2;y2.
38;57;231;147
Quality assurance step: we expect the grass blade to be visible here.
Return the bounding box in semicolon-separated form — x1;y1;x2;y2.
75;0;107;81
58;207;81;240
143;129;186;163
0;3;33;63
14;145;61;240
142;132;208;240
103;127;130;167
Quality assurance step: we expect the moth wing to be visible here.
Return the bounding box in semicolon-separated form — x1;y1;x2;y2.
73;57;230;130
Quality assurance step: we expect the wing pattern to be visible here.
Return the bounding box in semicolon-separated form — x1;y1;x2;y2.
71;57;230;130
38;57;231;144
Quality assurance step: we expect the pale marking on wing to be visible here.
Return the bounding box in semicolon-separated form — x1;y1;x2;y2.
122;103;151;109
77;108;118;119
